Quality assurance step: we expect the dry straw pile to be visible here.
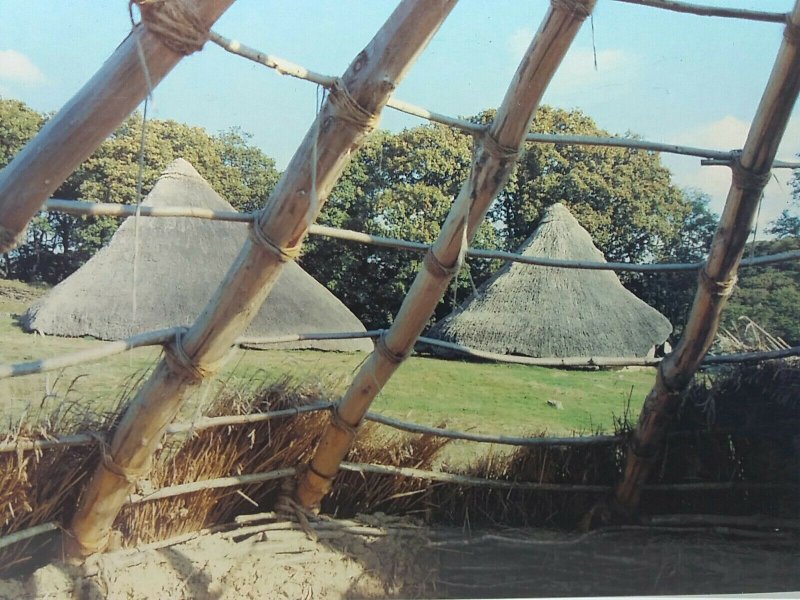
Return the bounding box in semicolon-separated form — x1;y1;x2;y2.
1;359;797;575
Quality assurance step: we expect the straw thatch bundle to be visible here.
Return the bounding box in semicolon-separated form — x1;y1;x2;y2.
430;203;672;358
23;159;371;352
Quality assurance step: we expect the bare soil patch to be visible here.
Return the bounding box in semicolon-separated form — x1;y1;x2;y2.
0;519;797;599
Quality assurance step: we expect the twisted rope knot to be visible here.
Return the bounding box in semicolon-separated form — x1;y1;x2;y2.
375;330;412;364
550;0;593;20
64;526;112;557
698;268;737;299
249;211;302;262
91;433;151;485
329;404;361;441
784;19;800;46
730;155;771;193
0;225;24;254
275;473;319;540
481;130;522;162
424;248;463;280
163;328;218;381
130;0;208;55
328;78;379;132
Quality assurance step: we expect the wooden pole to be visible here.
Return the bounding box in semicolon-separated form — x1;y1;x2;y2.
209;28;800;168
295;0;597;509
611;0;800;519
66;0;457;559
611;0;788;23
0;0;236;253
43;198;800;272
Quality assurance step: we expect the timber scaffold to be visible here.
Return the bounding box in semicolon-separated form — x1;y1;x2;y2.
0;0;798;558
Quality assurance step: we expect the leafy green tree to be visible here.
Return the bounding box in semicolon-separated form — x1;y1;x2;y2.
626;192;719;336
1;100;279;283
0;98;43;165
768;209;800;238
304;107;692;329
487;106;687;262
301;125;498;328
723;237;800;345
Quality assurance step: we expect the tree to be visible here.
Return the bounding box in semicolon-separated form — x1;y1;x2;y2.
626;192;719;336
1;100;280;283
768;209;800;238
723;237;800;345
301;125;498;328
487;106;687;262
0;98;43;165
303;107;694;330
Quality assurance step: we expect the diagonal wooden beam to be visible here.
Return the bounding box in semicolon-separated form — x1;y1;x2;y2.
0;0;236;253
66;0;458;559
610;0;800;520
295;0;598;509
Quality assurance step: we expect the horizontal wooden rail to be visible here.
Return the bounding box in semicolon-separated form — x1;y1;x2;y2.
365;412;621;446
0;327;181;379
4;400;796;456
0;522;59;551
42;199;800;273
208;30;800;168
611;0;789;23
102;462;800;507
125;468;296;504
3;323;797;383
164;402;334;434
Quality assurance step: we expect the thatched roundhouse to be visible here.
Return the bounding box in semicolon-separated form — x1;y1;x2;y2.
24;159;372;352
430;203;672;358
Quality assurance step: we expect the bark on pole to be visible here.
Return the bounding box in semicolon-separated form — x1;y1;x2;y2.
66;0;457;559
296;0;598;509
0;0;236;253
611;0;800;518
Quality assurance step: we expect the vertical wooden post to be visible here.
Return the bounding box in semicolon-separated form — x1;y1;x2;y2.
295;0;597;509
0;0;236;253
611;0;800;518
67;0;457;558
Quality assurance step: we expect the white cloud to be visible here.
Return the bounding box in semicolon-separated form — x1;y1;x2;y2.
551;47;631;91
0;50;44;84
664;115;800;239
540;47;639;106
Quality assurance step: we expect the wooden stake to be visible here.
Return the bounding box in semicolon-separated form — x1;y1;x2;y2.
67;0;457;559
0;0;236;253
612;0;800;518
43;198;800;272
611;0;789;23
296;0;598;509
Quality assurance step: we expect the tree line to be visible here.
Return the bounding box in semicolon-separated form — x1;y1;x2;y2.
1;97;798;344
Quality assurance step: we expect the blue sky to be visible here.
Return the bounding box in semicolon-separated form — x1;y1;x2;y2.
1;0;798;237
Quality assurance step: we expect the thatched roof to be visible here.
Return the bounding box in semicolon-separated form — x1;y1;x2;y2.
429;203;672;358
24;159;372;352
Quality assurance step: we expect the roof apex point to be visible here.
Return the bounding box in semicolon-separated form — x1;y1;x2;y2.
162;158;202;179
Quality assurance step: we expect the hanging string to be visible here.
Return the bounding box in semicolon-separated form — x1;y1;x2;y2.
131;98;149;360
749;190;764;258
130;4;155;367
307;84;326;230
590;13;598;71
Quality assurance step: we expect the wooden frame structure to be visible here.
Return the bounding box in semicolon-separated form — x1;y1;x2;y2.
0;0;798;560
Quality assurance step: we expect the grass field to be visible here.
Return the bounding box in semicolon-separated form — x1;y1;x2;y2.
0;280;654;436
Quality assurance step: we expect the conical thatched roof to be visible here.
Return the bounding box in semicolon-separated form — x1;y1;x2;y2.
430;203;672;358
24;159;372;352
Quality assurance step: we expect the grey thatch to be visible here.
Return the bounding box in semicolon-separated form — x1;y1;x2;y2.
24;159;372;352
430;203;672;358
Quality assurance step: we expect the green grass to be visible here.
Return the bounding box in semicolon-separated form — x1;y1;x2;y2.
0;281;654;436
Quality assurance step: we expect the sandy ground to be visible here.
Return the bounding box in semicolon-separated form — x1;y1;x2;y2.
1;517;798;599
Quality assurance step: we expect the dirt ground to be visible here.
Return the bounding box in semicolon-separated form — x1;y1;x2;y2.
0;516;798;599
